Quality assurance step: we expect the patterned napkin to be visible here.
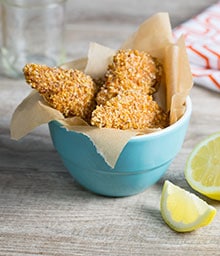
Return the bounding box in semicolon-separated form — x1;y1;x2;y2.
173;1;220;92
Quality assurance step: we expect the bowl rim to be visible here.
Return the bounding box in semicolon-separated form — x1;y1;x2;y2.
130;96;192;141
51;96;192;141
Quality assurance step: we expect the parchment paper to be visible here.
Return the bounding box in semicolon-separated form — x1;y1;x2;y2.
10;12;193;168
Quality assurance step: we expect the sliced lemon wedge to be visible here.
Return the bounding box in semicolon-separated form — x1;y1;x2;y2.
160;180;216;232
185;132;220;200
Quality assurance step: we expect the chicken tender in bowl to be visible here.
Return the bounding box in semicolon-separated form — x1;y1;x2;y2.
91;90;168;130
23;63;98;122
96;49;163;105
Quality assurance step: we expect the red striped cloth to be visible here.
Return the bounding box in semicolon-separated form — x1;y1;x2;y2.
173;1;220;92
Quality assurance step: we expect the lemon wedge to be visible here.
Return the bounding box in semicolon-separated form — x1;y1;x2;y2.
160;180;216;232
185;132;220;200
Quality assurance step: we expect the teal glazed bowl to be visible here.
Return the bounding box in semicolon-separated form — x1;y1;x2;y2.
49;97;192;197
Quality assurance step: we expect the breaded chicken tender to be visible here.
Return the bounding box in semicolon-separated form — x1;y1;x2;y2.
91;90;168;130
96;49;162;105
23;64;98;121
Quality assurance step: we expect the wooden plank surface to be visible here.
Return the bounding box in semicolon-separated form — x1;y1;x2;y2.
1;0;220;255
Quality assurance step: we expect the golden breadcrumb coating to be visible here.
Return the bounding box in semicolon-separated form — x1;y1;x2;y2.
96;49;162;105
91;90;168;130
23;63;98;121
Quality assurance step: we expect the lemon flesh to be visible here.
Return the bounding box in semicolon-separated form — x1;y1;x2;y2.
160;180;216;232
185;132;220;200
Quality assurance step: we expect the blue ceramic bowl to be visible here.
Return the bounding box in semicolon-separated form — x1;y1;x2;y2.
49;97;192;197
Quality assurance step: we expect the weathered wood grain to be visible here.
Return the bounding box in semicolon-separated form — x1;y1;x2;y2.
0;1;220;255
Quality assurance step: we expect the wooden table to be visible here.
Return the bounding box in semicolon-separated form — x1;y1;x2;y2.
1;0;220;255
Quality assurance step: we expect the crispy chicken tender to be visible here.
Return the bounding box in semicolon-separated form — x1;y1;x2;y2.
23;63;98;121
91;90;168;130
96;49;162;105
